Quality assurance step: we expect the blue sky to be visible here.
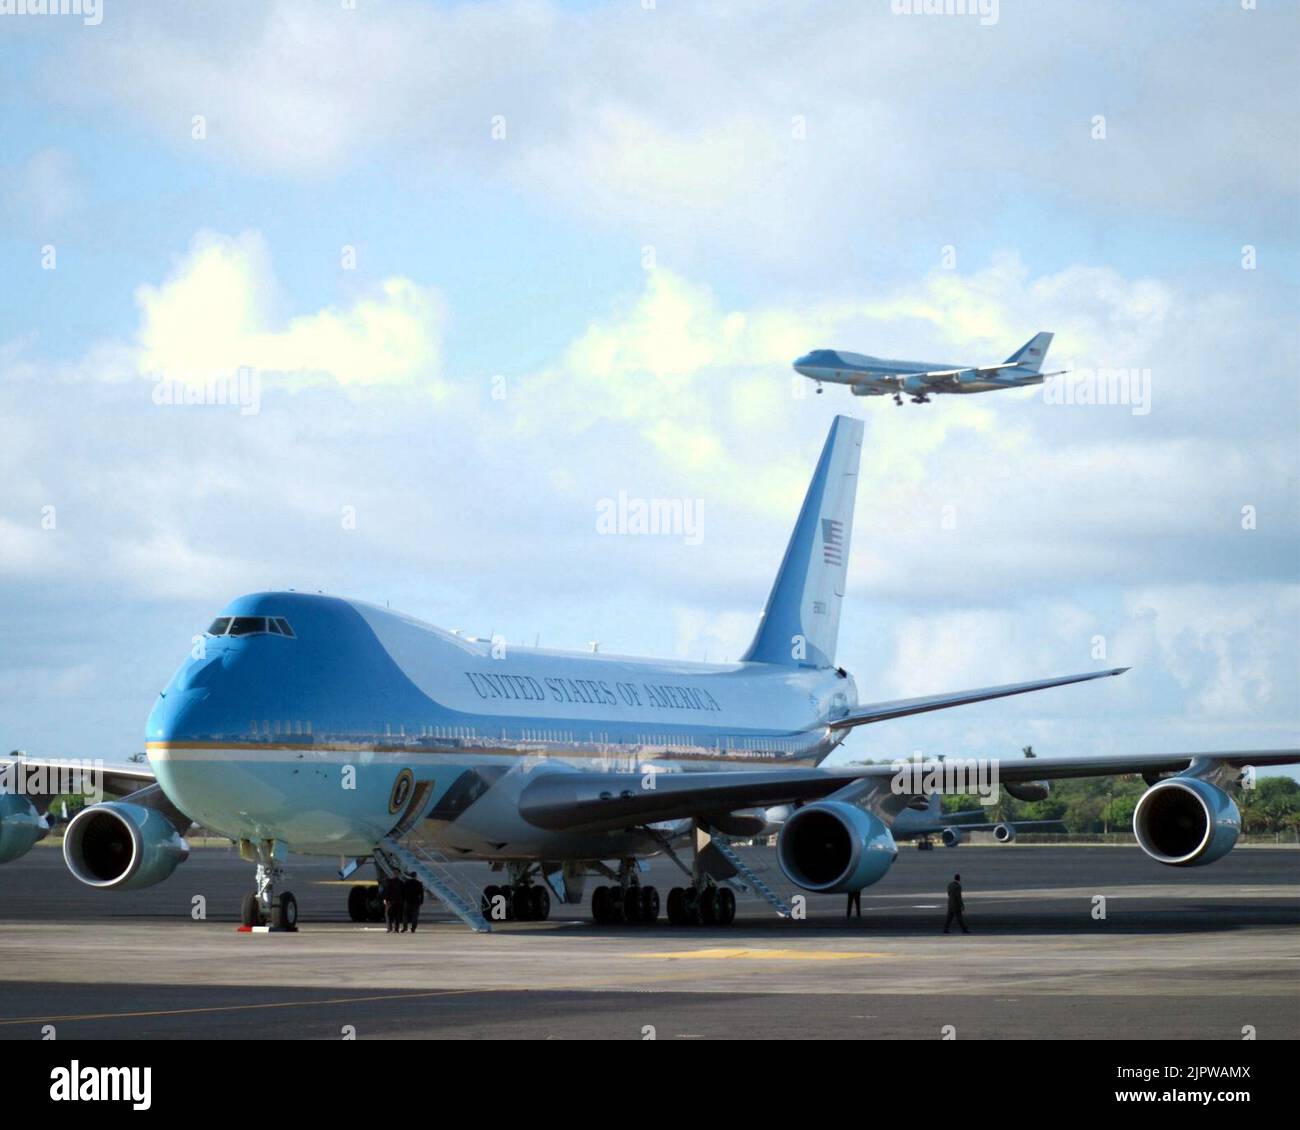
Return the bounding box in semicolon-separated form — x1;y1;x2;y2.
1;0;1296;774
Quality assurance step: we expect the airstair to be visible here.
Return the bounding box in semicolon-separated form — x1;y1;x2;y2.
375;837;491;933
710;837;793;918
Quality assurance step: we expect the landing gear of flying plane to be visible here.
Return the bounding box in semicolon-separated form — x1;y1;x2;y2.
893;393;903;406
910;394;931;404
238;839;299;931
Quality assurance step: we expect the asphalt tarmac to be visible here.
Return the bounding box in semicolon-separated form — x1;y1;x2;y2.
1;843;1295;1039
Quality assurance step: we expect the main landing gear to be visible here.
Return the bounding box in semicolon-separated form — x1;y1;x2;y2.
589;841;740;928
666;884;736;926
479;863;552;922
346;883;385;923
481;883;552;922
591;882;660;924
239;839;298;930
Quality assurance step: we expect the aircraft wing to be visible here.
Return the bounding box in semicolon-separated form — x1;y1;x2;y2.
909;364;1069;387
827;667;1129;729
518;768;861;831
518;748;1300;832
2;756;156;801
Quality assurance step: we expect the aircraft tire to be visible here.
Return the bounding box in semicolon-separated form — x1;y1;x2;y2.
592;884;611;924
347;885;367;922
623;887;642;924
640;885;660;924
699;887;717;926
716;887;736;926
241;893;261;927
681;886;702;926
666;887;684;925
272;892;297;929
530;885;550;921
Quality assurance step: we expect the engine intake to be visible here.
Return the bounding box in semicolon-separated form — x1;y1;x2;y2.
993;823;1016;843
1133;778;1239;867
63;802;189;890
776;801;897;893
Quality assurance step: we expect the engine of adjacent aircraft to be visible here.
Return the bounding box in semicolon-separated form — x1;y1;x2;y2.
62;802;190;890
993;823;1016;843
1133;777;1240;867
1005;779;1050;802
775;800;898;893
0;793;48;863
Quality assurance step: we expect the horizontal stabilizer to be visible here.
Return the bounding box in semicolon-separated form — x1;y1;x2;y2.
829;667;1129;730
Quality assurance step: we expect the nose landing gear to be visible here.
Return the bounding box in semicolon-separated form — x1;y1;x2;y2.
238;839;298;931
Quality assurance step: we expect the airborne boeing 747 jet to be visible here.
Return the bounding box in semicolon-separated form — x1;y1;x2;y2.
2;416;1294;931
794;332;1064;404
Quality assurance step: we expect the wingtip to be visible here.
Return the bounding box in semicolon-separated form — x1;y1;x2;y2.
1112;667;1131;675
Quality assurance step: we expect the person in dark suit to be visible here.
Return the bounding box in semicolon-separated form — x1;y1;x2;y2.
383;873;405;933
402;872;424;933
845;888;861;917
943;873;970;934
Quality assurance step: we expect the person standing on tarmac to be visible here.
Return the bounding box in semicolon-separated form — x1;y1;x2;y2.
845;888;861;918
383;872;405;933
943;873;970;934
402;872;424;933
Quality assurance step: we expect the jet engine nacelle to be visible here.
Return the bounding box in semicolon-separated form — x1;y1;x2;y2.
940;826;962;847
62;802;189;890
776;801;897;893
992;823;1016;843
1005;780;1050;802
1133;777;1239;867
0;793;48;863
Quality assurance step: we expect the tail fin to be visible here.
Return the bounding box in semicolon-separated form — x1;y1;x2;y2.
1003;331;1053;373
742;415;863;668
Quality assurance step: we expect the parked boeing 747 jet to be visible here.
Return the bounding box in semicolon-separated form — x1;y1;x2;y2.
2;416;1294;932
794;332;1064;404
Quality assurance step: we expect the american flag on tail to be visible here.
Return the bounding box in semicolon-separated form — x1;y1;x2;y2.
821;517;843;566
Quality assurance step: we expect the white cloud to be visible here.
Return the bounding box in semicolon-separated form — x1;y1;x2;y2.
1;232;1295;759
0;148;85;234
1117;585;1299;718
52;1;1299;261
133;230;444;388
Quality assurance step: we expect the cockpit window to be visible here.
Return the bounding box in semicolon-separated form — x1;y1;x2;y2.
206;615;295;637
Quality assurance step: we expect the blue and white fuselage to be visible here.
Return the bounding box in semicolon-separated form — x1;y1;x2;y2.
794;332;1060;403
146;593;856;861
8;411;1284;930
